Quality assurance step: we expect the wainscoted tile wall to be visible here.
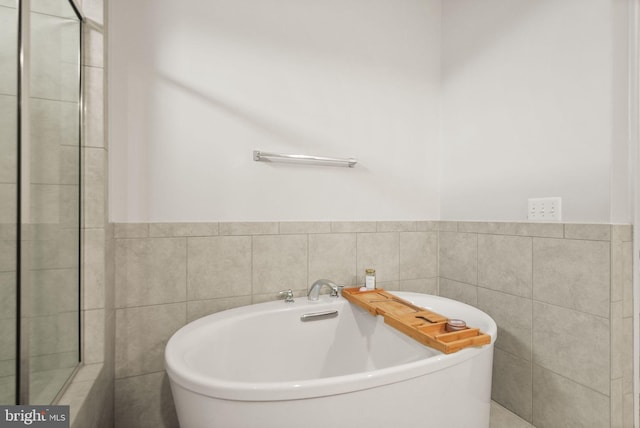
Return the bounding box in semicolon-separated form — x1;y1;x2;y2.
112;221;633;428
439;222;633;428
112;221;439;428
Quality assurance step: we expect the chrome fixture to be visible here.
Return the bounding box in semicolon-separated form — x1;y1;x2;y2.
253;150;358;168
307;279;342;301
278;289;295;303
300;310;339;322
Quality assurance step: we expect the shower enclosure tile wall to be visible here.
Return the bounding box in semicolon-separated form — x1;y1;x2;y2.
0;1;17;406
0;0;87;409
111;220;633;428
54;0;115;426
4;0;85;406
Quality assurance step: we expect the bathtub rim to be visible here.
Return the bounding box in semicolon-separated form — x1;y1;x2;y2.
165;292;497;402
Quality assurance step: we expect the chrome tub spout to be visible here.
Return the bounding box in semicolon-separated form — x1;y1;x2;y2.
307;279;341;301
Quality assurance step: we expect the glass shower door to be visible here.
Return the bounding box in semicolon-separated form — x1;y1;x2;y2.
25;0;81;404
0;0;81;405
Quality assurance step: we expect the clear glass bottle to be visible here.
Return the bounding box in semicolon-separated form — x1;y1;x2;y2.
365;269;376;290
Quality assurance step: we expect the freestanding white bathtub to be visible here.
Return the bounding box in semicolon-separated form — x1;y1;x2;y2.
165;292;497;428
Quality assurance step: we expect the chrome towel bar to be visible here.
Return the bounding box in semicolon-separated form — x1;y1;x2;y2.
253;150;357;168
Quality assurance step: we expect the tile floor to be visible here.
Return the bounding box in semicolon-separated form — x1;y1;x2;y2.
490;401;534;428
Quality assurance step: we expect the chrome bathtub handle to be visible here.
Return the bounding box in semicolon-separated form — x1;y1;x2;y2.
300;310;338;322
332;285;344;298
278;289;295;303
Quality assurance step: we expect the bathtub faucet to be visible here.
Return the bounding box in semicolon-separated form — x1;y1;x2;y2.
307;279;342;301
278;289;295;303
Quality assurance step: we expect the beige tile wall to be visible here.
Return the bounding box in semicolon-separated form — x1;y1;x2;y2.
112;221;440;427
439;221;634;428
59;0;114;426
111;220;633;428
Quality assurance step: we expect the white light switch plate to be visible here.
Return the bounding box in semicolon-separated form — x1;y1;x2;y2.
528;197;561;221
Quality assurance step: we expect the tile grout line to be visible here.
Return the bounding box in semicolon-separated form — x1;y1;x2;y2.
250;235;254;303
397;231;400;287
609;232;613;406
530;232;535;423
436;230;440;296
531;361;611;399
475;231;479;300
306;232;310;292
184;236;189;323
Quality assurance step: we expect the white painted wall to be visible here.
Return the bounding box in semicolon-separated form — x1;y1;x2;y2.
109;0;632;224
108;0;442;222
440;0;631;223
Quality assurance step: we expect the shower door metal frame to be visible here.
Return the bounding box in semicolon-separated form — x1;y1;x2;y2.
631;0;640;426
16;0;85;405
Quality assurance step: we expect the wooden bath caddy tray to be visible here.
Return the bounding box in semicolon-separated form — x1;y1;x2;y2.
342;288;491;354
